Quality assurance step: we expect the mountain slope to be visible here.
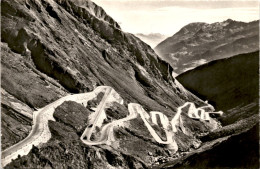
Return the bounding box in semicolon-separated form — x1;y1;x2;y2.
1;0;220;168
176;51;259;114
154;51;259;169
157;122;259;169
154;19;259;74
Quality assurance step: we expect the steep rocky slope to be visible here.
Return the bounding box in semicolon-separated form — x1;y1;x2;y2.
135;33;167;48
157;51;259;168
1;0;220;168
154;19;259;74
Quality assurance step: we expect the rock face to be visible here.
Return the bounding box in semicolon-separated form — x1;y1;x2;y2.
1;0;220;168
154;19;259;74
135;33;167;48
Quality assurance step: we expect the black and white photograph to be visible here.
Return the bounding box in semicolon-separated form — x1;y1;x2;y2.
1;0;259;168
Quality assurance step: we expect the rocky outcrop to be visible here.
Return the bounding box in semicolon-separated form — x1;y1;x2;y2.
154;19;259;74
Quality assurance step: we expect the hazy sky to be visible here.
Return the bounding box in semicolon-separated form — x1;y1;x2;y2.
92;0;259;36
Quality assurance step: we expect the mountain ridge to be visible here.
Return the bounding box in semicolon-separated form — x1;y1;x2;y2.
154;19;259;74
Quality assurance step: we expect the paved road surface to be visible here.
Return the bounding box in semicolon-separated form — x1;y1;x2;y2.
1;86;223;167
1;86;111;167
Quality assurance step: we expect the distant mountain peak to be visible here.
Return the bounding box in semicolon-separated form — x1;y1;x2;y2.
135;33;167;48
154;19;259;74
224;18;235;23
136;32;166;37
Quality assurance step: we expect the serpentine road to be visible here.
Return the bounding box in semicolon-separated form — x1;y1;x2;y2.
1;86;223;167
1;86;110;167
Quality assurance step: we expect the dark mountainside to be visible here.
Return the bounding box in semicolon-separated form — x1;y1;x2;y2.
154;19;259;74
176;51;259;117
156;121;259;169
158;51;259;168
1;0;222;168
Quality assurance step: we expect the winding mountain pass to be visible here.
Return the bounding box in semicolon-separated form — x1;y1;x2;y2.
129;102;222;152
1;86;222;167
1;86;110;167
80;87;125;145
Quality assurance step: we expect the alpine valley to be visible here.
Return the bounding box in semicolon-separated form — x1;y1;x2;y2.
1;0;259;169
